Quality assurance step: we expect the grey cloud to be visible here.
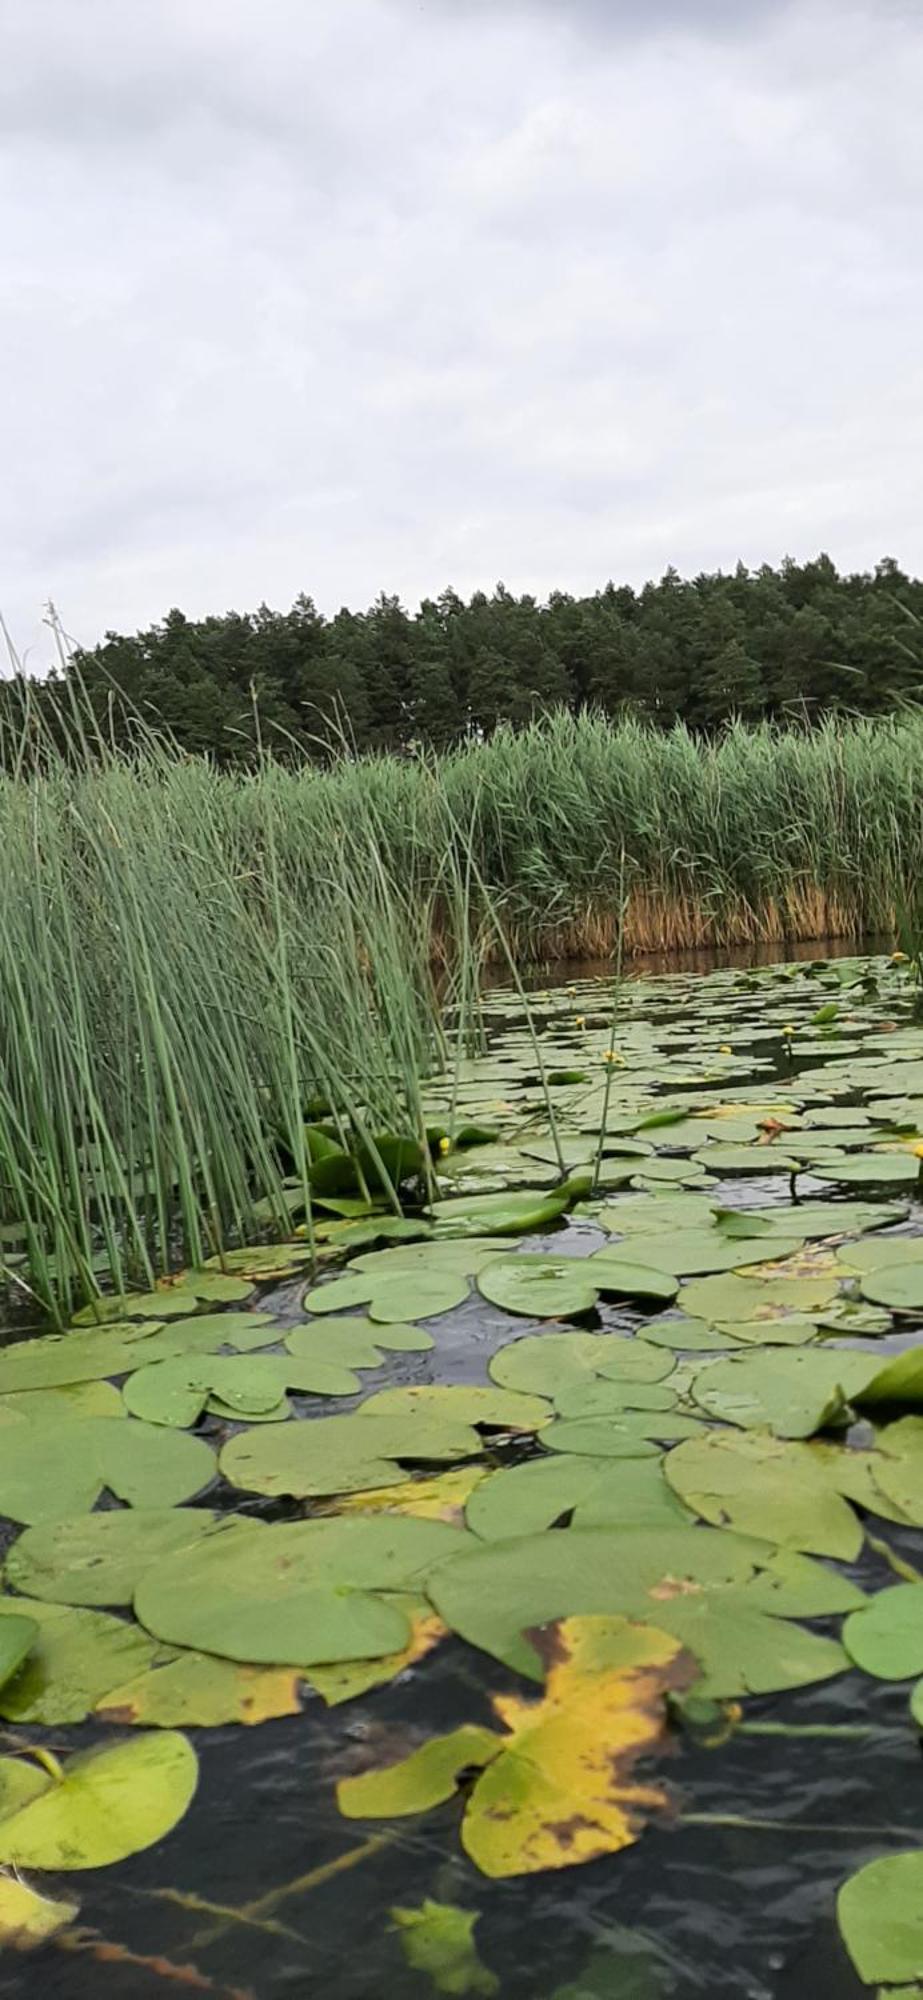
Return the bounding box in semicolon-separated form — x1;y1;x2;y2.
2;0;922;661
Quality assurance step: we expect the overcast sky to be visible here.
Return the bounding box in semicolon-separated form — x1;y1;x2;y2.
3;0;922;664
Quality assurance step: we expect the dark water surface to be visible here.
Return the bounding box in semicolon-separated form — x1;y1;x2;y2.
4;944;922;2000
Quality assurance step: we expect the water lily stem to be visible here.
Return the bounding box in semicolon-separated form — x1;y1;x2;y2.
681;1812;913;1836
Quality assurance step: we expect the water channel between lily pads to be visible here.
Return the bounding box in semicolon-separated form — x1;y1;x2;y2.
5;948;923;1999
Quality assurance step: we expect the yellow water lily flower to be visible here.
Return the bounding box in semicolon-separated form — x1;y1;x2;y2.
781;1023;797;1037
602;1050;625;1065
574;1016;586;1029
891;950;910;964
718;1044;733;1055
438;1136;451;1155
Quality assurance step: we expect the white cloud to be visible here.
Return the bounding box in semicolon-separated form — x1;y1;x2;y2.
2;0;922;664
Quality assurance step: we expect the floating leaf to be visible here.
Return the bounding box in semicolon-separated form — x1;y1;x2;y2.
477;1256;599;1318
220;1411;482;1502
0;1617;37;1691
838;1851;923;1985
124;1351;363;1427
689;1349;875;1438
0;1382;126;1426
331;1467;487;1526
306;1598;446;1705
0;1417;214;1523
664;1431;863;1559
0;1733;198;1870
0;1598;166;1724
594;1230;805;1279
843;1584;923;1678
677;1272;842;1322
427;1190;575;1235
390;1900;499;1998
304;1268;469;1323
72;1290;199;1324
339;1724;500;1818
136;1514;471;1665
692;1145;800;1174
540;1415;702;1457
552;1380;677;1418
814;1153;919;1186
490;1333;674;1399
425;1524;825;1681
96;1653;302;1727
858;1264;923;1313
286;1317;434;1367
0;1874;79;1948
586;1254;679;1304
5;1508;224;1607
466;1456;689;1541
356;1386;551;1431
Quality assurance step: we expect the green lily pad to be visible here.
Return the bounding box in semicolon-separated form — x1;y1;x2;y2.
0;1732;198;1870
123;1352;363;1427
0;1617;37;1691
552;1380;677;1419
540;1413;704;1456
425;1525;849;1689
588;1254;679;1304
489;1333;674;1398
843;1584;923;1678
285;1317;434;1365
477;1256;599;1318
858;1264;923;1313
838;1851;923;1985
664;1430;863;1559
591;1231;805;1280
466;1456;690;1541
219;1411;482;1500
426;1190;574;1236
0;1417;215;1523
304;1269;469;1323
5;1508;225;1607
677;1271;842;1323
355;1386;551;1430
136;1514;471;1665
814;1153;920;1186
71;1290;199;1324
0;1598;167;1724
690;1349;875;1438
692;1146;800;1174
0;1382;126;1426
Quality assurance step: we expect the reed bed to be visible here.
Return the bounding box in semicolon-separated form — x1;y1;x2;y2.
0;703;920;1316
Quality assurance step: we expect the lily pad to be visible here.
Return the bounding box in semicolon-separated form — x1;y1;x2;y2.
690;1349;875;1438
0;1417;215;1523
123;1352;363;1427
427;1189;574;1235
664;1431;863;1559
0;1617;37;1692
858;1264;923;1313
489;1332;674;1398
843;1584;923;1678
136;1514;471;1665
355;1386;551;1431
96;1653;303;1728
304;1268;469;1323
477;1256;600;1318
838;1851;923;1985
592;1231;805;1280
0;1598;166;1724
0;1875;78;1948
466;1456;690;1541
0;1733;198;1870
220;1412;482;1501
5;1508;225;1607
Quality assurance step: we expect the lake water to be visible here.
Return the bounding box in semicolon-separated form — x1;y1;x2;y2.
4;947;923;1999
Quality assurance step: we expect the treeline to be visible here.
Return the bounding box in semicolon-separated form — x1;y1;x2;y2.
9;554;923;761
